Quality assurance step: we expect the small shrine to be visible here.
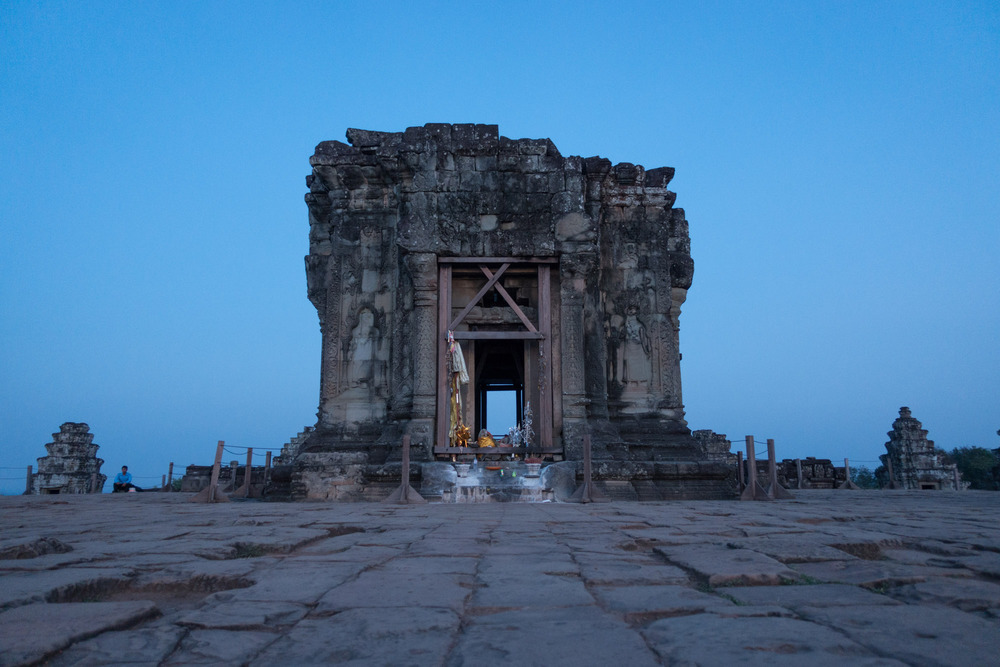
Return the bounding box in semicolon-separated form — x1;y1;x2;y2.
31;422;107;494
880;407;961;490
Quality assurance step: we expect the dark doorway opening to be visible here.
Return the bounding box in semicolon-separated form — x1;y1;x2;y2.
474;340;524;436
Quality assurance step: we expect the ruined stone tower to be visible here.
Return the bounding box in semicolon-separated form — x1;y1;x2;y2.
293;124;732;499
880;407;961;490
31;423;106;494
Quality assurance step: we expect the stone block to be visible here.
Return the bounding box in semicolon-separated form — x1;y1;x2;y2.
722;583;902;609
162;629;277;666
452;607;659;667
0;601;158;666
248;609;459;665
796;603;1000;666
176;600;308;630
592;584;733;618
654;544;801;586
47;625;186;666
642;614;894;665
313;571;473;614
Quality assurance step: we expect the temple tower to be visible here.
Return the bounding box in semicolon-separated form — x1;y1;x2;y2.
31;423;106;494
294;124;732;499
880;407;961;490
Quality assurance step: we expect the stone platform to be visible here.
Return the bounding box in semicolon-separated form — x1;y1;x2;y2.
1;491;998;665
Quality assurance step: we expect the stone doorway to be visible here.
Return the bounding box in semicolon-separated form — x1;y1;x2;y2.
474;339;525;437
434;258;558;459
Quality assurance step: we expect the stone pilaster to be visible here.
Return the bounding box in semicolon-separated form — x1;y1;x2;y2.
559;252;597;459
404;252;438;456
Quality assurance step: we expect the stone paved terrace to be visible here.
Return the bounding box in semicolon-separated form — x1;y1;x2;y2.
1;491;998;666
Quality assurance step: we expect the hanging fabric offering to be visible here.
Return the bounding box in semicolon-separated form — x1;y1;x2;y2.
448;331;469;383
447;331;470;446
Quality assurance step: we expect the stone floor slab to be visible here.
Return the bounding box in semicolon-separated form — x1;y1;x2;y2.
314;571;473;613
0;601;158;667
891;577;1000;612
249;608;459;665
160;629;278;665
797;603;1000;666
0;568;134;611
722;582;902;609
654;544;801;586
591;583;734;618
176;599;308;630
574;553;690;585
470;571;594;609
2;491;1000;666
790;559;966;588
452;606;660;666
47;626;186;667
642;613;904;665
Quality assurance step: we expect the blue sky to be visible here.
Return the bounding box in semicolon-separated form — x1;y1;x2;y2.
2;1;997;493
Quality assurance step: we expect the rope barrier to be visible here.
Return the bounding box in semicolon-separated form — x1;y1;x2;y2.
220;444;282;452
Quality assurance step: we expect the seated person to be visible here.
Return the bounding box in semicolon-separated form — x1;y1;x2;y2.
112;465;141;492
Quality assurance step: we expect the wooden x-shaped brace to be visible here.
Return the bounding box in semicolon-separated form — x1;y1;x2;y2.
448;263;538;333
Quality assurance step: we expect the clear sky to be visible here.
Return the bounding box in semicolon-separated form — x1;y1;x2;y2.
2;1;998;493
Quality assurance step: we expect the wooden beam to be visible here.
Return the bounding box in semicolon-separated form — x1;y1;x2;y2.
438;256;559;265
480;265;537;333
432;446;564;455
436;264;452;449
451;331;544;340
448;263;510;330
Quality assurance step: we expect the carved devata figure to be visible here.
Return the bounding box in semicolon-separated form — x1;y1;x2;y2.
620;305;651;388
293;123;734;501
346;308;378;387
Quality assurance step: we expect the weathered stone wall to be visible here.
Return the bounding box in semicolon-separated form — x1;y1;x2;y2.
298;123;731;499
180;464;270;493
757;458;841;489
31;423;106;494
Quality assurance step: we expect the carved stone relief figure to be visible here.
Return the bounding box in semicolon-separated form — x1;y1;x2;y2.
620;306;651;389
606;313;623;386
346;307;381;388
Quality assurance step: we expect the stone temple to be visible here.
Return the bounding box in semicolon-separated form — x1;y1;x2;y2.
31;423;106;494
880;407;961;490
290;124;733;500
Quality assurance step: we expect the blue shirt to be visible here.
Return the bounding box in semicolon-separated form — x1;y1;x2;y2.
115;472;132;484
